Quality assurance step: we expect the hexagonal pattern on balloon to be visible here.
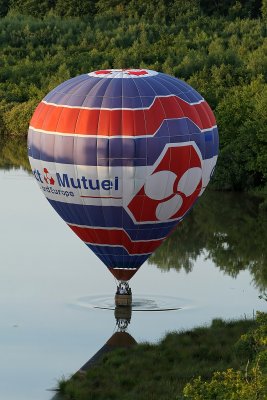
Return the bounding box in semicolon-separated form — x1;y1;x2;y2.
127;144;202;223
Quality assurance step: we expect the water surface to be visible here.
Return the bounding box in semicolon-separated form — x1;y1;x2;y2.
0;153;266;399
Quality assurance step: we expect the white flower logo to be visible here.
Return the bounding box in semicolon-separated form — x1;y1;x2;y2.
144;168;202;221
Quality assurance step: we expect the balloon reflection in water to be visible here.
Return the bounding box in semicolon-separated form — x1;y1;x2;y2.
76;306;135;375
50;306;136;400
28;69;219;300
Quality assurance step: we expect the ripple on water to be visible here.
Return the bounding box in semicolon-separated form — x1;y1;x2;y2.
74;294;195;312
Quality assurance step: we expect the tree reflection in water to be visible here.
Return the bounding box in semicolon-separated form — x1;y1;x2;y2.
0;136;30;171
149;191;267;291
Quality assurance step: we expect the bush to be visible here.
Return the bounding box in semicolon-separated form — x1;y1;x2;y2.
3;99;38;136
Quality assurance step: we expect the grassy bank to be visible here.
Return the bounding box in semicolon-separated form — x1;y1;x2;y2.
58;312;267;400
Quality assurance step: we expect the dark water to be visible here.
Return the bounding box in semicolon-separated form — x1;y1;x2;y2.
0;139;266;399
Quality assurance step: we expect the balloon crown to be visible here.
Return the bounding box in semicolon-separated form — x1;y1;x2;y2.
88;69;158;78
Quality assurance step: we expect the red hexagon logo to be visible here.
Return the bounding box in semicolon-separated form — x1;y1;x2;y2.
127;144;203;223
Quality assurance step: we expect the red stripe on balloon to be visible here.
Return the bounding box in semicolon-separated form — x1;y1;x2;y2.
68;225;163;255
30;96;216;136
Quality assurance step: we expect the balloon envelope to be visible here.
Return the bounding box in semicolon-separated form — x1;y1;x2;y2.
28;69;219;281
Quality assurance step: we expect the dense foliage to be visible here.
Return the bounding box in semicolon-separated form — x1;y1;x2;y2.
58;313;266;400
0;0;266;191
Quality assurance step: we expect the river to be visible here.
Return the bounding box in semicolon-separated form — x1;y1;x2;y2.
0;147;266;399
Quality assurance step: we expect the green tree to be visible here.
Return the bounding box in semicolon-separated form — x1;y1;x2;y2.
262;0;267;19
0;0;10;16
9;0;55;17
54;0;95;17
214;78;267;190
183;367;266;400
3;99;38;136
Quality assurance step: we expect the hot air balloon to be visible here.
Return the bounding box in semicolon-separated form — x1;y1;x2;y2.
28;69;219;303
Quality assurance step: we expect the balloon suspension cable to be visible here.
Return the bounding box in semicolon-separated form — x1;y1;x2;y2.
113;275;119;286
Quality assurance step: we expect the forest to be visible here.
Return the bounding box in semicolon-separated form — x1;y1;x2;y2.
0;0;266;191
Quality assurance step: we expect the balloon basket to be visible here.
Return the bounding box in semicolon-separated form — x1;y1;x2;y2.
115;281;132;307
115;294;132;307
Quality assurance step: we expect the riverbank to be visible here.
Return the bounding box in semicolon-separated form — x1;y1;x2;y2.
58;312;266;400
